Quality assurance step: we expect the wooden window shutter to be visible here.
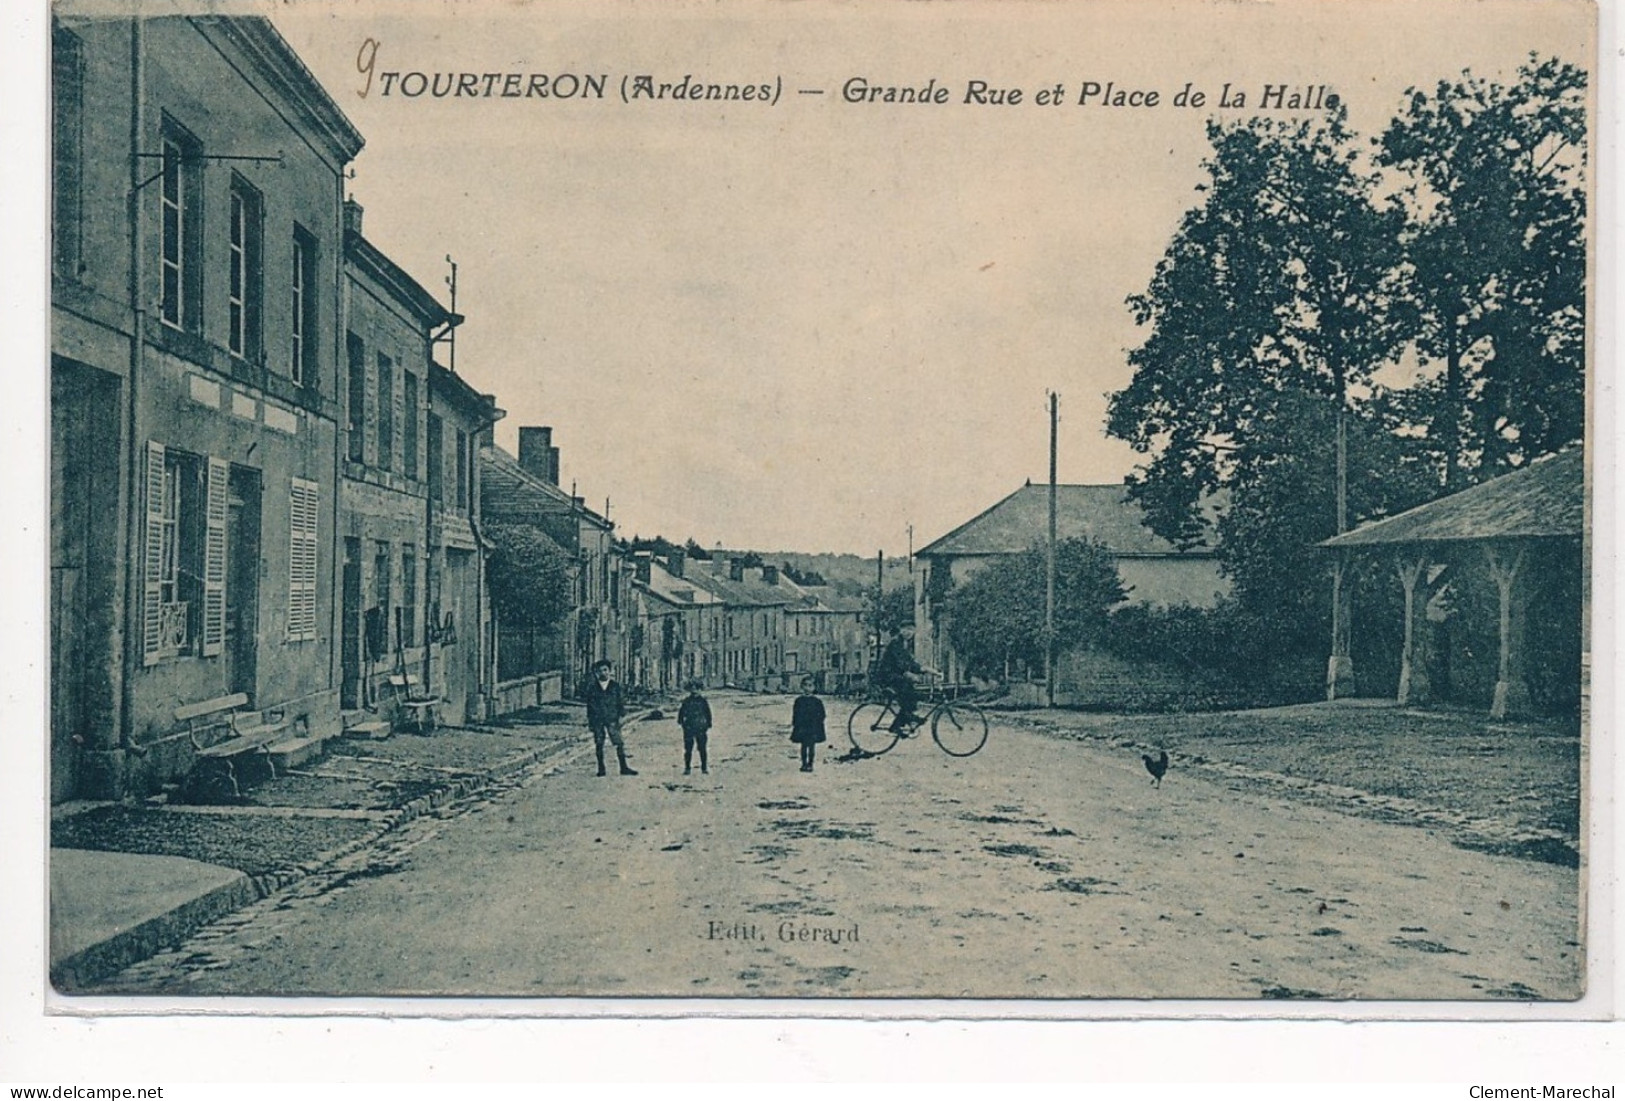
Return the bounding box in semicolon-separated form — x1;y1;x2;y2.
289;478;319;640
142;440;166;665
201;457;228;656
303;481;319;639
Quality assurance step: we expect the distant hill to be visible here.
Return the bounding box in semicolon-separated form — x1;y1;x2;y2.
740;550;914;597
632;538;916;597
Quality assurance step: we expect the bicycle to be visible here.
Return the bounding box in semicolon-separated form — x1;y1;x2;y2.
846;674;989;758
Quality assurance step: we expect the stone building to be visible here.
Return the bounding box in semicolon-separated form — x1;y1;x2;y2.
913;482;1230;690
50;13;363;799
428;362;504;722
339;204;499;727
781;583;868;693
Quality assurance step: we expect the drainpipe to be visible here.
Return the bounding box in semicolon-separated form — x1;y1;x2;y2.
465;407;498;719
116;16;146;796
331;163;347;713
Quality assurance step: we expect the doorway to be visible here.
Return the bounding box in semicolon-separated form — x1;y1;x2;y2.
224;466;261;697
341;537;362;709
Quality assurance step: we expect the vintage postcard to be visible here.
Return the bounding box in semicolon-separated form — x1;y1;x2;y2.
40;0;1606;1018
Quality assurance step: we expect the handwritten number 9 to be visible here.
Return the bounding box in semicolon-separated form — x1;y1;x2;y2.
357;38;379;98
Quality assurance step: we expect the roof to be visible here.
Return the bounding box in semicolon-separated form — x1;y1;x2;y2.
916;483;1215;559
194;16;365;168
479;446;610;530
346;231;457;329
430;362;503;424
683;564;795;608
1321;448;1583;549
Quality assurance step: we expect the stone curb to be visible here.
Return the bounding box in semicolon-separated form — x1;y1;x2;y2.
54;734;585;990
50;871;259;993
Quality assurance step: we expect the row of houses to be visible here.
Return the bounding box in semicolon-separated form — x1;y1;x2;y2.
48;13;867;803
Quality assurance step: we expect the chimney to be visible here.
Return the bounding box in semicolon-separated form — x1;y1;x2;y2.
343;198;364;236
761;565;779;585
729;558;745;582
518;426;561;485
633;551;652;585
667;549;686;578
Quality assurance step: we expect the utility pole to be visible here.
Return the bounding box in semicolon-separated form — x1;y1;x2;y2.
875;550;886;656
1046;392;1058;709
444;255;458;373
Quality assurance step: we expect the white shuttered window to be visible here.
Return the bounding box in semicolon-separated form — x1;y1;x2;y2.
288;478;320;641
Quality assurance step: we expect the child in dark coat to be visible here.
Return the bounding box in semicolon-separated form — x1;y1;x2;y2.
790;677;826;773
677;682;713;774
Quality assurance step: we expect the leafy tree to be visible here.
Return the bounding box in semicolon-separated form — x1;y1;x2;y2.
865;585;915;637
1376;56;1587;487
1107;61;1587;701
946;539;1127;679
485;521;574;630
1108;110;1404;546
781;561;828;587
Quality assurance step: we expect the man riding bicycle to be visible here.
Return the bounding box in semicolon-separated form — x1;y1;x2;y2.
874;626;924;733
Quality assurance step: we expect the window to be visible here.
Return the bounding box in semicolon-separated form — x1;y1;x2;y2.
142;443;226;662
403;373;419;480
454;428;469;510
376;353;394;471
288;479;320;641
426;413;443;501
401;548;417;647
52;22;83;278
291;227;318;386
346;333;365;462
159;122;202;330
227;176;263;361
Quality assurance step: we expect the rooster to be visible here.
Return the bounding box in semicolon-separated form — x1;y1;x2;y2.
1142;749;1169;788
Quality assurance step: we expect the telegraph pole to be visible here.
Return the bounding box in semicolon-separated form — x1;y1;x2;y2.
1046;392;1058;709
875;549;886;654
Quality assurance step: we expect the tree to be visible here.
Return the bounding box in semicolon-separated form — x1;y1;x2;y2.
485;522;574;631
946;539;1127;679
866;585;915;637
1108;109;1405;547
1376;56;1587;487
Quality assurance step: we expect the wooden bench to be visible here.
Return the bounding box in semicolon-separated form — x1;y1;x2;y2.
176;693;288;802
388;673;441;734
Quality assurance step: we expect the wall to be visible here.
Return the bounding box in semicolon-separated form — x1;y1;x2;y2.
1007;647;1219;712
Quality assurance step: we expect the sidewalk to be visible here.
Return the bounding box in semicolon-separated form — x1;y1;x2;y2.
49;706;590;992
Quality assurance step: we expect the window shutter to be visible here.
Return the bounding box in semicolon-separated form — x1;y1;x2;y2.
201;457;228;656
142;441;165;665
289;478;319;641
303;481;319;639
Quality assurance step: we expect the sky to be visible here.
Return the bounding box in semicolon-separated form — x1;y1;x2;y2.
261;0;1594;556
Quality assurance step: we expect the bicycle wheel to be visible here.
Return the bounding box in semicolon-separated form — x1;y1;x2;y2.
848;701;902;756
931;701;988;757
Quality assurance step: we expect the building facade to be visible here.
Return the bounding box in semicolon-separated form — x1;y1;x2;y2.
51;14;363;799
340;204;496;726
914;483;1230;686
428;362;504;722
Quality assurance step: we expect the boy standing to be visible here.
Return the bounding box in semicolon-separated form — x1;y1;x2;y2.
677;682;713;775
790;676;826;773
581;659;638;777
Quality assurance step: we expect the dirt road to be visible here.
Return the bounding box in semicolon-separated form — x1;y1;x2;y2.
97;693;1581;1000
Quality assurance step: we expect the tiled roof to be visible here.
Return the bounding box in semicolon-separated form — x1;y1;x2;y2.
1321;447;1583;549
479;446;610;530
916;483;1213;558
